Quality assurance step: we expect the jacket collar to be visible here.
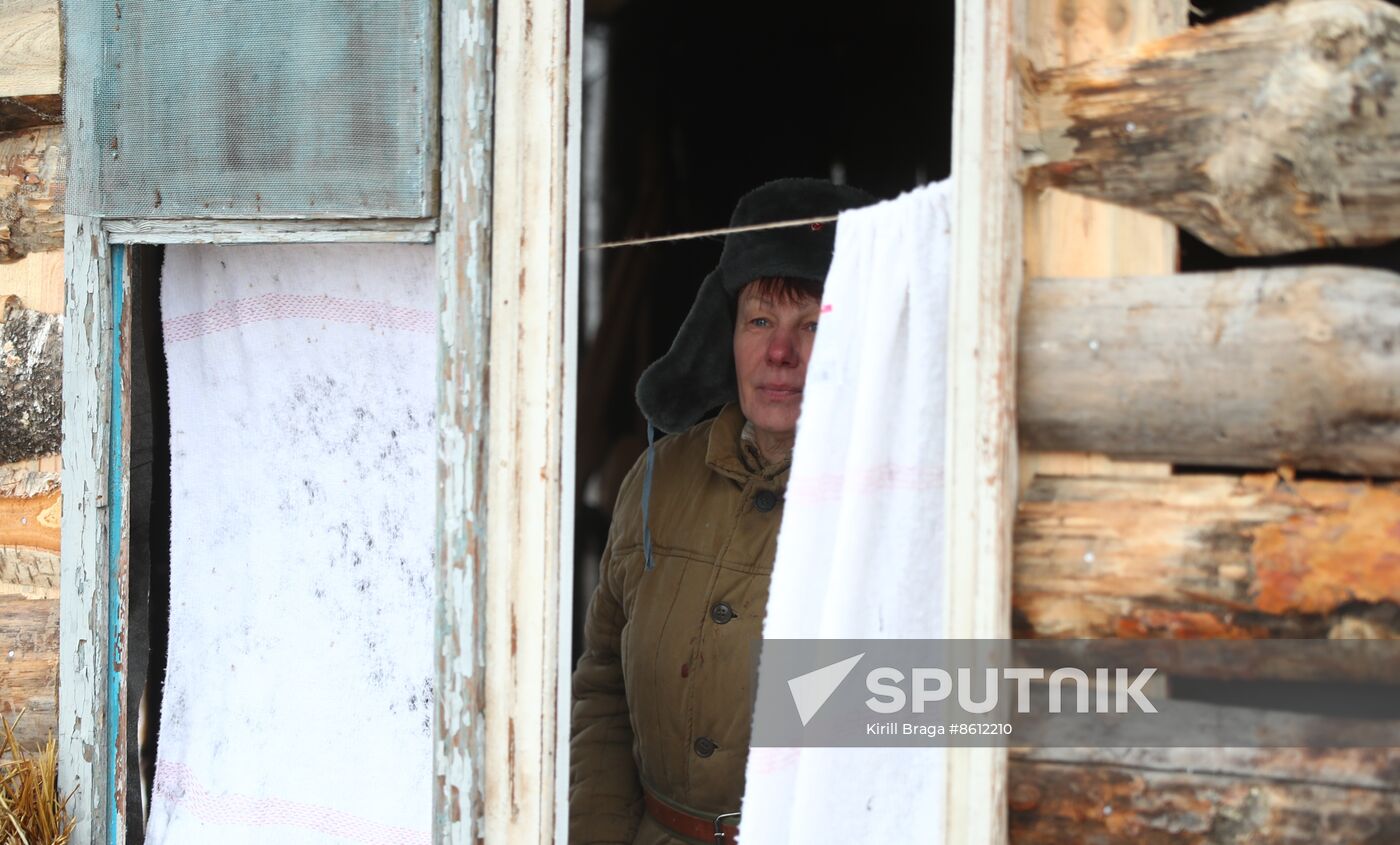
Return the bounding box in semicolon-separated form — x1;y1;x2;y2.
706;404;791;486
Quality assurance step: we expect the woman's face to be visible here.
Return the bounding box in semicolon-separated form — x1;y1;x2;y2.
732;283;822;441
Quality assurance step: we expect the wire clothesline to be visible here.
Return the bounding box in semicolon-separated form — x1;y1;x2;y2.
581;214;841;251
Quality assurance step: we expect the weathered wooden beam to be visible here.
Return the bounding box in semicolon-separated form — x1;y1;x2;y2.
483;0;573;840
947;2;1025;842
0;95;62;133
0;0;60;96
1019;266;1400;476
1015;747;1400;793
0;463;60;751
1;297;62;463
1022;0;1182;281
1;125;65;262
1014;472;1400;639
0;0;61;132
59;215;114;845
0;595;59;750
1019;0;1186;511
1009;750;1400;844
0;464;60;565
1021;0;1400;256
0;251;63;313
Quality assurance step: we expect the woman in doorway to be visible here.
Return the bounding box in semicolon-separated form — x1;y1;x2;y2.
570;178;875;844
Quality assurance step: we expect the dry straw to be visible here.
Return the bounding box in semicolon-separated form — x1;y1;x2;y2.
0;712;75;845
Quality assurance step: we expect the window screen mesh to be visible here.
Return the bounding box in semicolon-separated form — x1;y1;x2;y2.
80;0;434;218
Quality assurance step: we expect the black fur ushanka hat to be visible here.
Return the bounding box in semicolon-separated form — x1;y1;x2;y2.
635;177;876;433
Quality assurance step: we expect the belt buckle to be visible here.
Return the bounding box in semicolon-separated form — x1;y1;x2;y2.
713;811;740;843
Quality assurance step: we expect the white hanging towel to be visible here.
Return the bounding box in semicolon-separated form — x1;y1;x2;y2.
740;181;952;843
147;244;437;845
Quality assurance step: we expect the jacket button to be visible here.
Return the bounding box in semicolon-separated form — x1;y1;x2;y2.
693;736;717;758
754;490;778;512
710;602;735;625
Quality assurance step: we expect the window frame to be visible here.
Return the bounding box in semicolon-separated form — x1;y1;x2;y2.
56;0;544;841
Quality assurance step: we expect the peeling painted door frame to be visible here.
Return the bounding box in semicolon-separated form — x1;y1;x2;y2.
59;0;587;843
473;0;581;840
59;214;124;845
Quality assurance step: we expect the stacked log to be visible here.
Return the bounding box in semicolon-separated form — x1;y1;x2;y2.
1014;1;1400;840
0;0;62;751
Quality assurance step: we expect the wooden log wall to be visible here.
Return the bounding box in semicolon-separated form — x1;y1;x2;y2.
1016;4;1178;841
0;0;63;754
1015;1;1400;841
0;459;60;751
0;3;63;263
0;280;62;753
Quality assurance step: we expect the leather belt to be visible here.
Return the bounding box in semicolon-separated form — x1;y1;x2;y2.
643;783;740;844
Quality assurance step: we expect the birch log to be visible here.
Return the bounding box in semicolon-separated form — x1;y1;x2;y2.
1;126;65;261
1014;472;1400;639
1021;0;1400;256
1019;266;1400;476
1;297;62;462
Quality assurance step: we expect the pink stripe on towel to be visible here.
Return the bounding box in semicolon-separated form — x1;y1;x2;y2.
786;464;945;504
164;293;435;344
153;762;430;845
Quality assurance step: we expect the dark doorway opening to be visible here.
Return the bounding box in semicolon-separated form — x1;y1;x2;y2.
573;0;957;655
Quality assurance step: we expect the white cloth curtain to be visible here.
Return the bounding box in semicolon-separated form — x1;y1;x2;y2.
148;244;436;845
741;181;953;843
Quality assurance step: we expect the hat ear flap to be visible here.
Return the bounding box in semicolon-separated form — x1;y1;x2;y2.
635;268;737;434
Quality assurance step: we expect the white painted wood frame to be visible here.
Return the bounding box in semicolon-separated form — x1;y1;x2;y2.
59;0;127;835
477;0;578;839
435;0;582;839
104;219;438;244
59;215;122;845
60;5;488;845
432;0;493;840
63;4;574;832
559;0;585;838
945;1;1024;844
